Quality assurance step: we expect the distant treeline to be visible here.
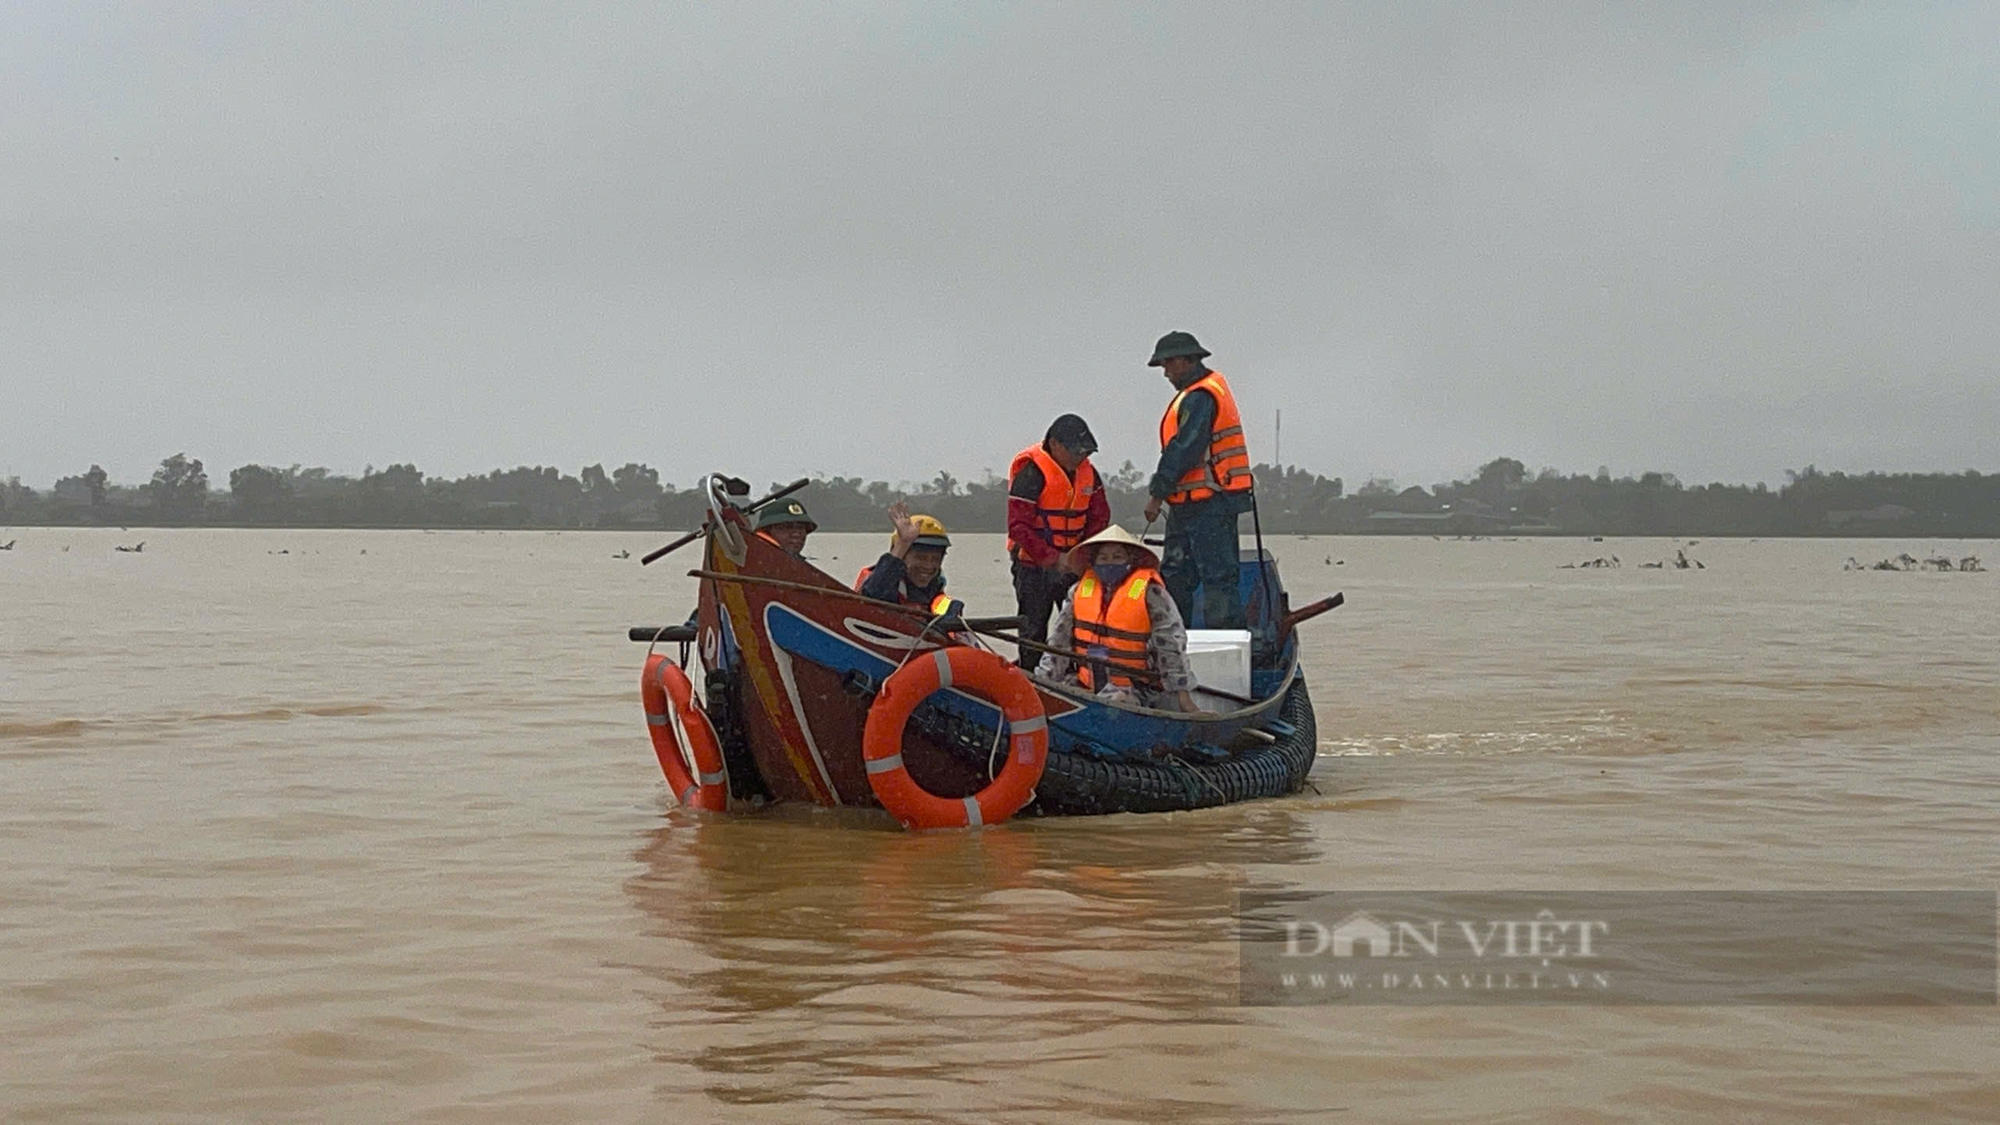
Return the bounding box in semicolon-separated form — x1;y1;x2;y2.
4;455;1998;537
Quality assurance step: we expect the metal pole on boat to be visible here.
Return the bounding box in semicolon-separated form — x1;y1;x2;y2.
640;477;812;565
1249;488;1277;639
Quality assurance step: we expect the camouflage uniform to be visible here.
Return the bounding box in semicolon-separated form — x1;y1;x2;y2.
1034;581;1198;708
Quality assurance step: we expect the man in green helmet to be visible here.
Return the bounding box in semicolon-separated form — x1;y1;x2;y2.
752;498;817;557
682;496;817;631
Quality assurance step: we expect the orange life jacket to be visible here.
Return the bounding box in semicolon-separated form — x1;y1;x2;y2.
1159;371;1253;505
1070;565;1162;690
855;565;948;609
854;566;889;597
1006;443;1100;558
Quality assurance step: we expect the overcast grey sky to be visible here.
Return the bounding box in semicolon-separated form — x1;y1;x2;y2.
5;2;1995;490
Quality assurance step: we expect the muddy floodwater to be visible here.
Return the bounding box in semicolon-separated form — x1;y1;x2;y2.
4;529;1997;1122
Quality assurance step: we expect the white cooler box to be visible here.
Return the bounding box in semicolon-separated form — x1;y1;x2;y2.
1183;629;1253;713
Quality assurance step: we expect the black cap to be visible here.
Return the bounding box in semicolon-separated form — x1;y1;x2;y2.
1046;413;1097;456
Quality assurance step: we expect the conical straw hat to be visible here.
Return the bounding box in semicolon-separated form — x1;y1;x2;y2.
1071;524;1160;570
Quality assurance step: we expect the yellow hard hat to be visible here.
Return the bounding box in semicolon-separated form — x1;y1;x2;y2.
892;514;951;551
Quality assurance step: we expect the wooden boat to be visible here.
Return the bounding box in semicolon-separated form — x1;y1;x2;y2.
632;477;1331;828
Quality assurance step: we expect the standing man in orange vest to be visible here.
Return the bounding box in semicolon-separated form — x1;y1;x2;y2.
1142;331;1254;629
1006;414;1110;668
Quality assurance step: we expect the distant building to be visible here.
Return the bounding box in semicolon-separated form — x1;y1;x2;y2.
1365;510;1510;533
1365;511;1455;526
1824;504;1915;528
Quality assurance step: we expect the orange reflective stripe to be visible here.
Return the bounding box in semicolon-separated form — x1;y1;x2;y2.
1007;444;1099;555
1159;372;1255;505
1069;566;1160;690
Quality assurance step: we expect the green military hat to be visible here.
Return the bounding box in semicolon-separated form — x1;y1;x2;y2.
1148;330;1211;366
754;498;817;532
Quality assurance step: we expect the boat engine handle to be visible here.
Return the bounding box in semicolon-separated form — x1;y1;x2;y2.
628;625;699;643
1278;592;1344;634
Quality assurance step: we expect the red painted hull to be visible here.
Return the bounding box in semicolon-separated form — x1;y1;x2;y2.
646;491;1317;820
693;530;994;808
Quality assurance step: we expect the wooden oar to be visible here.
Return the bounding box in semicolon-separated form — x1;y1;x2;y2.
961;622;1261;706
688;568;1257;705
688;567;1122;675
688;568;948;620
627;616;1024;642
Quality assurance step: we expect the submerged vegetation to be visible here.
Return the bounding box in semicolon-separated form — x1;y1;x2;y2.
3;456;1998;537
1845;552;1983;572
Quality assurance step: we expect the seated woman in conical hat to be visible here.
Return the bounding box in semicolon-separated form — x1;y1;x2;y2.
1034;525;1199;712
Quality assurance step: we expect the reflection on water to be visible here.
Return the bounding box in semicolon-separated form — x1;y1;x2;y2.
3;530;1998;1121
625;809;1323;1114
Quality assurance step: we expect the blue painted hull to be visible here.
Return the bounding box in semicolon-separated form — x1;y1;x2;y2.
690;528;1319;816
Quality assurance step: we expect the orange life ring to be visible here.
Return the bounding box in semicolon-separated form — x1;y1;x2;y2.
640;653;729;810
862;647;1048;829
